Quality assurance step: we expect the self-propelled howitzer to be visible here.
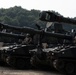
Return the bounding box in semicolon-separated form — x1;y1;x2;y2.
39;11;76;74
0;32;36;69
30;31;74;69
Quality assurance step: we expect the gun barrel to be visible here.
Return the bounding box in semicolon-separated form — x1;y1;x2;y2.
44;32;72;40
39;11;76;25
0;32;25;39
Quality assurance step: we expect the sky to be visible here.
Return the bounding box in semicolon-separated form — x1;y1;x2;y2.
0;0;76;18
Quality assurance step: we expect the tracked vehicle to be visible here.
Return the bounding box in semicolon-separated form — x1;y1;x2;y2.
0;21;72;69
29;11;76;75
30;31;73;69
39;11;76;74
0;24;37;69
0;32;35;69
1;44;35;69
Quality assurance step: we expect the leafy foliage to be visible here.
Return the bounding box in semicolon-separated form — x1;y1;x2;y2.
0;6;46;28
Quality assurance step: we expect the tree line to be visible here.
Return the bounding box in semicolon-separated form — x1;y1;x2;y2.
0;6;46;29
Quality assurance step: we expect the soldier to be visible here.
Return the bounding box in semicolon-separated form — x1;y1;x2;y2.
70;29;76;44
22;33;32;45
2;29;6;33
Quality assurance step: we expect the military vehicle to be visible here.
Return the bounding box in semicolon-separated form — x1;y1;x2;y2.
0;21;72;69
0;25;36;69
30;29;73;69
39;11;76;74
1;44;35;69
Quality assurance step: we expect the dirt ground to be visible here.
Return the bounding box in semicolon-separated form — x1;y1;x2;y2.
0;65;63;75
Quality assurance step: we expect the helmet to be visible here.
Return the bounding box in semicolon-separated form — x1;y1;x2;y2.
26;33;30;37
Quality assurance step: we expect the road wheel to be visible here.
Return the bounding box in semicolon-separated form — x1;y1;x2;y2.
53;59;65;70
6;56;15;67
30;56;40;67
16;59;25;69
65;63;74;74
6;56;10;64
30;56;37;66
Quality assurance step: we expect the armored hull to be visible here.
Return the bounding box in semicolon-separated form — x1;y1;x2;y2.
1;44;35;69
30;46;60;68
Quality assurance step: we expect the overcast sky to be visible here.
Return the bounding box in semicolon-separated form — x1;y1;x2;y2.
0;0;76;18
